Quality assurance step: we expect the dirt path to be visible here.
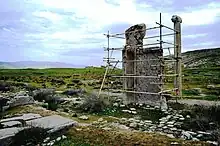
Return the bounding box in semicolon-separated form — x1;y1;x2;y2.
168;99;220;106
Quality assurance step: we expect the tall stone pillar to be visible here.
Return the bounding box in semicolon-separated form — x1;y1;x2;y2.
123;23;146;103
171;15;182;98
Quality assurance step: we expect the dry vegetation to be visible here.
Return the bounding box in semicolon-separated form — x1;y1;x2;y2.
55;126;211;146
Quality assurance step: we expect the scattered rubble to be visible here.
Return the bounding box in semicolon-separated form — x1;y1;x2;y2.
8;95;35;108
0;89;219;145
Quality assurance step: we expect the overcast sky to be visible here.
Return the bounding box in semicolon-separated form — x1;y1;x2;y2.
0;0;219;66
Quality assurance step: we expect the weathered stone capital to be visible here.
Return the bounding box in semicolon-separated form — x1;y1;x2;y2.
171;15;182;23
125;23;146;40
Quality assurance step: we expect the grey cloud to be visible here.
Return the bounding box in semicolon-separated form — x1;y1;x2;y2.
136;0;218;12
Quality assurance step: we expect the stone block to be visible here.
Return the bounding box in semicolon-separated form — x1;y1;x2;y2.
26;115;77;133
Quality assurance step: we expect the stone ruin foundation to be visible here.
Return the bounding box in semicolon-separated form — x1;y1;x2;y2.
122;23;167;109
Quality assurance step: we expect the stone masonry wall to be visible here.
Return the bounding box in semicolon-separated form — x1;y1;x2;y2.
123;23;166;108
136;47;163;106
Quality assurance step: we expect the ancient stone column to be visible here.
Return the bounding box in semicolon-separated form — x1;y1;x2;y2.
123;23;146;103
171;15;182;98
123;23;167;109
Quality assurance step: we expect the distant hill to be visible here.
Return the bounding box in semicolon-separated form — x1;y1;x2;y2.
0;61;84;69
182;47;220;68
0;48;219;69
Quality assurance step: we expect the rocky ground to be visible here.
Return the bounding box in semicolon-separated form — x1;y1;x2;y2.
0;88;219;145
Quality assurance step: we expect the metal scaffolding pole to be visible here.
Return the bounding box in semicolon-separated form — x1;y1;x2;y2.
101;13;182;105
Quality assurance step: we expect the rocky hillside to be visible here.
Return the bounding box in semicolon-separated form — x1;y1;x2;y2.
182;47;220;68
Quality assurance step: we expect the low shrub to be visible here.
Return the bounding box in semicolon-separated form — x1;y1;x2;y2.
41;103;48;109
62;89;85;96
48;101;58;111
24;84;38;91
0;81;12;92
77;93;109;113
0;97;9;120
203;95;219;101
204;88;220;96
32;89;55;102
32;89;59;111
182;89;200;96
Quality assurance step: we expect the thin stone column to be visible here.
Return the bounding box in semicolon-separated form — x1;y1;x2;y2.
172;15;182;98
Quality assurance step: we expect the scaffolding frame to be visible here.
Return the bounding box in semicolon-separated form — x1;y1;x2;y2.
99;13;182;101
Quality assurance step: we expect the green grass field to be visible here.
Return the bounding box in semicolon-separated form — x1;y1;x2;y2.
182;67;220;100
0;66;219;100
0;67;121;91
